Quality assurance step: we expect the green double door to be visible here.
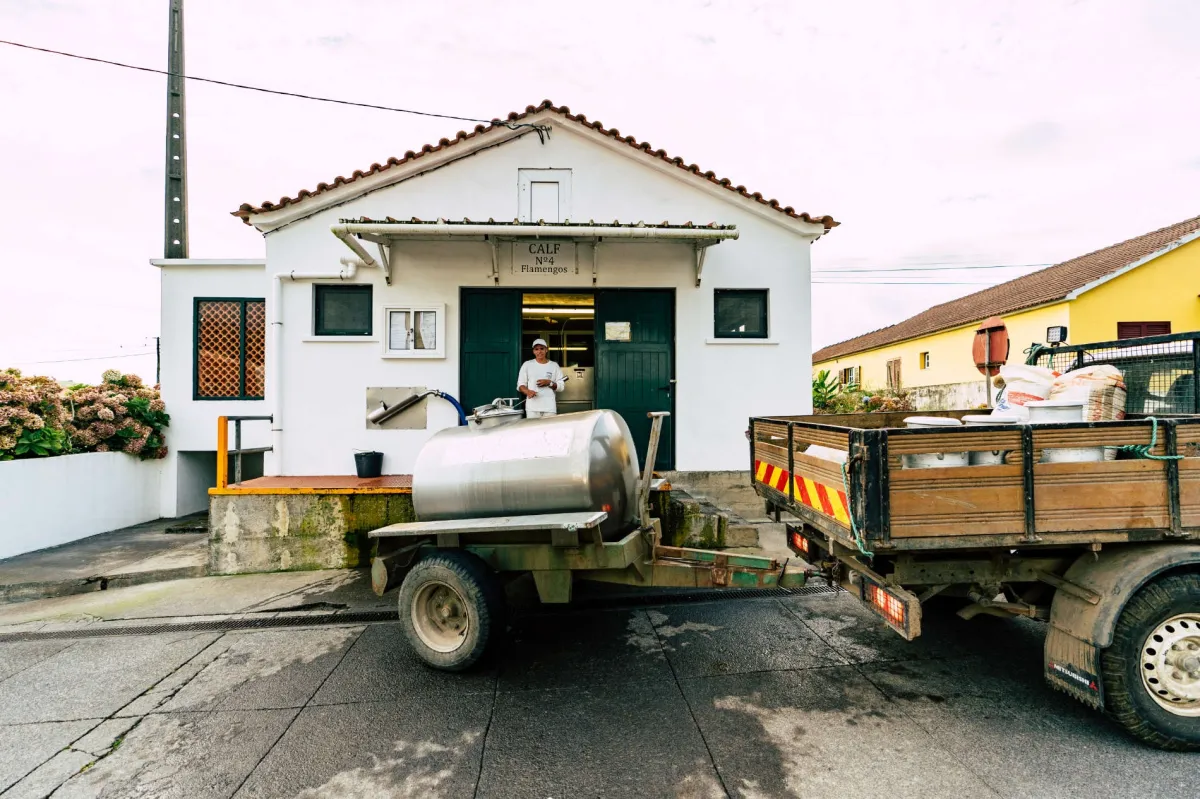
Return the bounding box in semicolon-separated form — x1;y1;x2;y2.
460;288;674;470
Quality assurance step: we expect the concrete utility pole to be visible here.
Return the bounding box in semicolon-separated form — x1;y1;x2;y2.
164;0;188;258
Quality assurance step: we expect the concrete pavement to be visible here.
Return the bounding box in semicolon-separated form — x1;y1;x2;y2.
0;576;1194;797
0;517;208;604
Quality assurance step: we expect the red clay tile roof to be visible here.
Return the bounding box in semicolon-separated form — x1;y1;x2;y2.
813;213;1200;362
233;100;837;230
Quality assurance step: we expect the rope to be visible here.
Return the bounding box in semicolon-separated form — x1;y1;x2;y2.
1109;416;1183;461
840;460;874;559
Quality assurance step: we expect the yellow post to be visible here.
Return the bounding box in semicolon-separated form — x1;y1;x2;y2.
215;416;228;488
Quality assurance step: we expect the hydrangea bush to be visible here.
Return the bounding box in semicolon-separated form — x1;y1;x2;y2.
0;369;168;461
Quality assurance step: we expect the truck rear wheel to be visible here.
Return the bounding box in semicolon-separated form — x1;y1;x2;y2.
398;550;502;672
1101;573;1200;750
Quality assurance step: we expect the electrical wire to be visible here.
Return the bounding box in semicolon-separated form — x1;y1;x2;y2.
0;39;536;127
15;351;155;365
813;263;1051;273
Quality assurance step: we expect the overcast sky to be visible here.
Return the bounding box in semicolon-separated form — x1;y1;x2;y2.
1;0;1197;383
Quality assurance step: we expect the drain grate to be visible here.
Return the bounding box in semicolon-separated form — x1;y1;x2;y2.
0;584;843;643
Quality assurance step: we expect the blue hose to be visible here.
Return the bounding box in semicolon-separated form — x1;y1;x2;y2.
434;391;468;426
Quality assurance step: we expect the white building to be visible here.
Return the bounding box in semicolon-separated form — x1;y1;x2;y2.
153;101;836;518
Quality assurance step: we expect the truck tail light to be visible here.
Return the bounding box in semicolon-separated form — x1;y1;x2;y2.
868;583;906;628
788;530;809;555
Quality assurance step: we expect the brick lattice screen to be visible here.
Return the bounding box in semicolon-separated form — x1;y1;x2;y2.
244;301;266;398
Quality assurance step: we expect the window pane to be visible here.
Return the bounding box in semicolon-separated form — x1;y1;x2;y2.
196;301;242;397
244;301;266;398
414;310;437;349
388;310;411;350
714;290;767;338
316;286;372;335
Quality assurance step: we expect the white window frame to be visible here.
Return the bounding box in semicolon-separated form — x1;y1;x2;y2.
920;352;931;370
518;169;572;222
382;303;446;359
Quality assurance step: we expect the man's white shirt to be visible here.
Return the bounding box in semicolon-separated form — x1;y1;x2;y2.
517;359;566;413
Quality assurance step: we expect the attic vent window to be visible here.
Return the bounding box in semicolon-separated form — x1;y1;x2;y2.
518;169;572;222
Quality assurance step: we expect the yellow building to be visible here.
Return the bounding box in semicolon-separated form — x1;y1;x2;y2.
814;214;1200;408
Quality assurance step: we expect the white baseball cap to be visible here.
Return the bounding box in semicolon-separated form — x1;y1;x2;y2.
532;338;548;348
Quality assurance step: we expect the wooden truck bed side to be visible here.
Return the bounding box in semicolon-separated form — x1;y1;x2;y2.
751;413;1200;552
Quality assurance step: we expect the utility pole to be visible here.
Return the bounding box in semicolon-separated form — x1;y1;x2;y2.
164;0;188;258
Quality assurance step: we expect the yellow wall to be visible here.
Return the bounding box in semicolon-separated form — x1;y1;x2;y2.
1068;237;1200;344
815;303;1070;390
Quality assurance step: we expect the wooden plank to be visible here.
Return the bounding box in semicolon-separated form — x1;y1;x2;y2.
793;452;845;488
1033;460;1169;532
792;427;850;451
1174;459;1200;527
1033;427;1167;456
888;465;1024;538
887;430;1021;456
754;442;789;471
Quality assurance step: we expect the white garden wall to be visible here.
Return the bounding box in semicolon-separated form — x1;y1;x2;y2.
0;453;163;560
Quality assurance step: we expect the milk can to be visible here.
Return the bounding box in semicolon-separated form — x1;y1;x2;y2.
901;416;968;469
962;414;1020;465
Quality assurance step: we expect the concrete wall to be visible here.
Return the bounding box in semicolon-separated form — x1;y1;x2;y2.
905;380;990;411
172;118;822;478
0;453;163;560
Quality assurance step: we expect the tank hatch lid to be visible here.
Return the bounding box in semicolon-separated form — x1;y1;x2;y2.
470;397;525;428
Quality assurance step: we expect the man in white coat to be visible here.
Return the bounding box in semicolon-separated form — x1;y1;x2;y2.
517;338;566;418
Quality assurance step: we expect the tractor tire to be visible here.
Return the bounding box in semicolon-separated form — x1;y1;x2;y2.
398;550;503;672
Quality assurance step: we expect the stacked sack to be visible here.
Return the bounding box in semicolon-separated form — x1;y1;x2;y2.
993;364;1059;420
1047;365;1127;459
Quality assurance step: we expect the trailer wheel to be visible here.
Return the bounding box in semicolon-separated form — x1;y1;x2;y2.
398;550;502;672
1101;573;1200;751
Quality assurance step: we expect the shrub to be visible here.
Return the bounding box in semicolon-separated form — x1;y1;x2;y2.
0;369;69;460
0;369;168;461
65;371;169;460
811;370;916;415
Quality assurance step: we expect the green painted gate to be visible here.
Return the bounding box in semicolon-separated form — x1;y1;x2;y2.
460;289;521;412
595;290;675;470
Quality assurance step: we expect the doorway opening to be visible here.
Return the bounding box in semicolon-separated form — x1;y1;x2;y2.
521;292;596;414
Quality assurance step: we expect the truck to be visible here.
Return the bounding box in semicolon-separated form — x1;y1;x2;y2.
753;330;1200;750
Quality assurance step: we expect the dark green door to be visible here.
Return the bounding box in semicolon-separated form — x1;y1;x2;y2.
460;289;521;412
595;290;675;470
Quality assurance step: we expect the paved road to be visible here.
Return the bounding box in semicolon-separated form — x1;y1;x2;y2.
0;589;1193;798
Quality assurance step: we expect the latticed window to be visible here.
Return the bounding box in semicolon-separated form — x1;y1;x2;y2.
194;299;266;400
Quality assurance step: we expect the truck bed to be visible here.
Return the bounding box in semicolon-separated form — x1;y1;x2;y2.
751;410;1200;552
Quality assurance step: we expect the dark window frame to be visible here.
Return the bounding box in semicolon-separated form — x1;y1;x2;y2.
713;288;769;339
193;297;266;401
314;284;373;337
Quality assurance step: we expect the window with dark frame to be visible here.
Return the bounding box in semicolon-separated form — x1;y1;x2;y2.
714;289;768;339
314;284;373;336
194;298;265;400
1117;321;1171;340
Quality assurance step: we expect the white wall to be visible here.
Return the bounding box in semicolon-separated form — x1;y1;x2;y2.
156;261;270;516
160;118;821;478
266;123;816;475
0;453;163;560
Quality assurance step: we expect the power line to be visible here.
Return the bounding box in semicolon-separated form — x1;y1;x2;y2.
0;39;534;127
813;263;1051;273
16;351;155;365
813;281;1001;285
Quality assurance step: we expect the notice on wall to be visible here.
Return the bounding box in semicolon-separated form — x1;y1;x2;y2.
605;321;631;342
512;241;576;278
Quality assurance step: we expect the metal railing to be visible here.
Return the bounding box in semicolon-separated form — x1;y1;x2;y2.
215;415;273;488
1026;331;1200;415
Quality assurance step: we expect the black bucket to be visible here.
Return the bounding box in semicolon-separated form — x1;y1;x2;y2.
354;451;383;479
